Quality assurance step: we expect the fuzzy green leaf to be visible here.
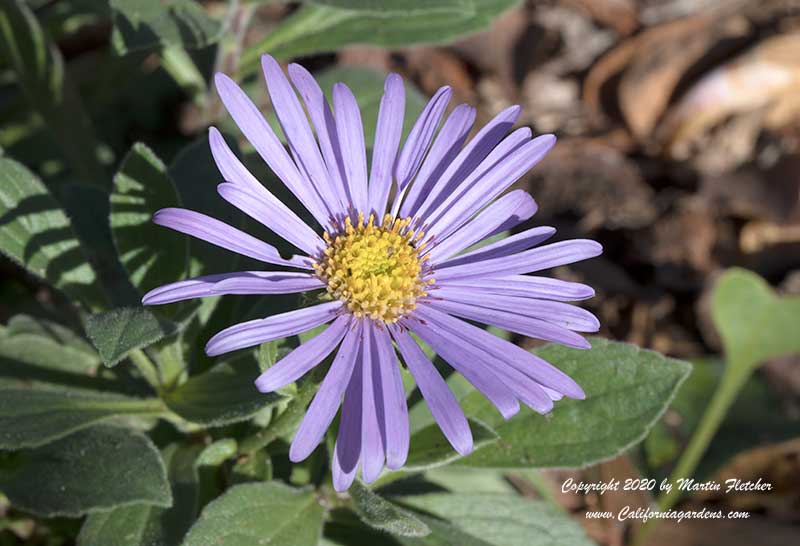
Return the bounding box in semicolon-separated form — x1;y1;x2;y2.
350;480;430;537
393;493;595;546
181;482;323;546
241;0;520;70
459;338;691;468
77;443;202;546
0;387;164;449
164;355;285;426
85;306;178;367
110;0;222;55
0;425;171;517
405;419;498;471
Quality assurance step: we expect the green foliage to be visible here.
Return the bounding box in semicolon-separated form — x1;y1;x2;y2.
0;425;171;517
658;268;800;512
393;493;595;546
85;306;179;366
240;0;521;71
0;0;105;186
0;387;163;449
459;339;691;468
111;143;188;294
711;268;800;371
350;480;430;537
181;482;324;546
644;357;800;477
77;443;203;546
0;156;102;306
164;356;285;426
109;0;222;55
405;419;498;471
305;0;471;14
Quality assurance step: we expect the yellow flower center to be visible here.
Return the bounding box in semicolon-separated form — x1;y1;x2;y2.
314;213;432;322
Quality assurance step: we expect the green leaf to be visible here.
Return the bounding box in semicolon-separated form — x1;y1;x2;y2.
459;338;691;468
181;482;323;546
305;0;471;14
77;443;202;546
0;0;105;186
85;306;179;367
5;314;97;360
111;143;188;294
656;269;800;511
0;156;102;306
711;267;800;372
0;425;171;517
110;0;222;55
350;480;430;537
405;419;497;471
322;507;491;546
0;387;164;449
393;493;595;546
164;355;285;426
240;0;520;70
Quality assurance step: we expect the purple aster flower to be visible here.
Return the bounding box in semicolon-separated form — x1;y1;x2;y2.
143;55;602;491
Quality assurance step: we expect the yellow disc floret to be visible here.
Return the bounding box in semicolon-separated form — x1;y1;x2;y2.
314;213;431;322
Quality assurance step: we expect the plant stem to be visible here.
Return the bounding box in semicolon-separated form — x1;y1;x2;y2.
657;364;748;511
129;348;162;390
161;45;207;105
239;372;324;455
634;362;751;546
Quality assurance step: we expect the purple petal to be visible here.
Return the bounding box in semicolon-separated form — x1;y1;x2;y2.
425;298;590;349
437;226;555;268
427;134;555;241
211;271;323;295
389;324;472;456
254;315;351;392
414;304;585;399
216;183;323;256
214;72;331;228
261;55;343;218
372;325;409;469
209;128;323;255
427;190;537;264
205;301;342;356
406;318;520;419
287;63;350;210
367;74;405;216
153;208;312;269
400;104;475;219
430;287;599;332
438;275;596;302
290;320;362;462
360;322;385;483
412;105;520;219
333;83;369;214
434;239;603;282
332;355;362;491
394;86;452;192
143;271;322;305
411;307;554;413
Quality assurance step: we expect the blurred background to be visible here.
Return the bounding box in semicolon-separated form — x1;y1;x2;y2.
2;0;800;545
